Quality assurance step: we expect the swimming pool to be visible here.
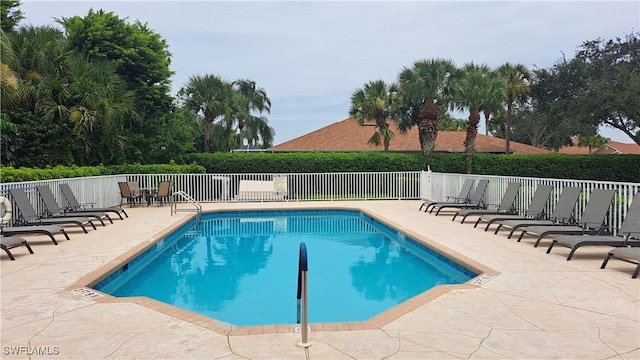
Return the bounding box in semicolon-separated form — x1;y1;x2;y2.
94;209;476;326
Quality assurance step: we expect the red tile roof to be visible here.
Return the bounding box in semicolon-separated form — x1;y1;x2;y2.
557;139;640;155
269;117;551;154
603;141;640;154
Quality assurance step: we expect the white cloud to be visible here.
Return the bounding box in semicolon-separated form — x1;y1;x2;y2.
20;0;640;144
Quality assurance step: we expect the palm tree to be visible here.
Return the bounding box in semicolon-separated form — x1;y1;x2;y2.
2;25;65;111
397;58;459;161
243;115;275;148
0;29;22;110
231;79;271;147
349;80;400;151
497;63;531;153
479;67;506;136
9;25;65;80
0;0;24;33
578;134;609;153
178;74;234;152
37;53;137;161
9;25;136;160
208;121;237;152
453;63;505;172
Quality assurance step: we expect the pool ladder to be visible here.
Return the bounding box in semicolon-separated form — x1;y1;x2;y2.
170;191;202;224
297;242;311;347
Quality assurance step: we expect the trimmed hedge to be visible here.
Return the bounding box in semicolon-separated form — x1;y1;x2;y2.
0;165;112;182
186;152;640;182
467;153;640;182
0;163;206;183
184;152;427;173
1;153;638;183
106;163;206;175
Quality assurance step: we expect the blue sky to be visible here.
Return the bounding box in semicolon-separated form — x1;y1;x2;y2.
21;1;640;145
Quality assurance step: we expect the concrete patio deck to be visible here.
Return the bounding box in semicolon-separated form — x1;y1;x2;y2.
1;200;638;359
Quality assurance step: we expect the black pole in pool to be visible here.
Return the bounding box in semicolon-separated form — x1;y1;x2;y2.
296;242;308;324
296;242;311;347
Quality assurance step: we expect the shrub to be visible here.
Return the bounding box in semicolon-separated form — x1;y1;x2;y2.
1;153;637;183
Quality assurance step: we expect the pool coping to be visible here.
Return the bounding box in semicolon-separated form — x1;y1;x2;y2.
68;205;499;336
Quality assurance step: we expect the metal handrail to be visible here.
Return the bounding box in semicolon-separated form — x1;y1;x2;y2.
296;242;311;347
171;191;202;223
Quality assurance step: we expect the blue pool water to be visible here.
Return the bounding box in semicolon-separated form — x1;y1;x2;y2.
95;210;475;326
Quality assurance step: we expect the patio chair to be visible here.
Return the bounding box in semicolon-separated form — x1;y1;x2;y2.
118;182;143;208
474;185;554;231
147;181;173;206
513;188;617;247
419;178;474;212
491;186;582;237
36;185;112;225
59;183;128;220
428;179;489;216
452;182;521;223
1;235;34;261
600;247;640;279
128;181;142;198
547;192;640;260
1;224;69;245
8;188;97;233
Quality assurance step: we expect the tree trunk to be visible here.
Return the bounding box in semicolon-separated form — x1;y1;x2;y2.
203;118;212;153
464;108;481;174
505;101;512;154
418;100;439;163
382;123;390;152
483;110;490;135
238;119;245;148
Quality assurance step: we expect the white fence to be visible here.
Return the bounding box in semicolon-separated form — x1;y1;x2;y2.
1;171;638;234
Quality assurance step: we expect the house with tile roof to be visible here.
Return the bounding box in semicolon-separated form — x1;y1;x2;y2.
268;118;551;154
558;138;640;155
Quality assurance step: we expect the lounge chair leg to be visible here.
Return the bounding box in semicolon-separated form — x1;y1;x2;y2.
632;265;639;279
451;214;458;222
507;229;517;239
47;234;59;245
566;247;579;260
474;218;481;228
517;231;526;242
533;235;545;247
494;225;502;234
546;241;556;254
600;254;612;269
1;246;16;260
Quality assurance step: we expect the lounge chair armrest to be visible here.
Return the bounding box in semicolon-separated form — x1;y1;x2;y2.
593;224;616;235
582;221;606;229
